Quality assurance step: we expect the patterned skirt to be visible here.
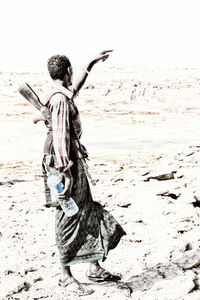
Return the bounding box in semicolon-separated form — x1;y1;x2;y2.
55;161;126;266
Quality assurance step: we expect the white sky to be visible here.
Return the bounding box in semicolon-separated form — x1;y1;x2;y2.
1;0;200;69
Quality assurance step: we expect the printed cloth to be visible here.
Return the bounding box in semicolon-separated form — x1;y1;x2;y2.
55;157;126;266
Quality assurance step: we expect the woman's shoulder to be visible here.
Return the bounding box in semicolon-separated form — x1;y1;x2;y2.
49;93;67;108
46;84;76;108
53;84;74;99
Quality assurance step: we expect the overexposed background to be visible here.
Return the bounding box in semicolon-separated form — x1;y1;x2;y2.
2;2;200;299
0;0;200;69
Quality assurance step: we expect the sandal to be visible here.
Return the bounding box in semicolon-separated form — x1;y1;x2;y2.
86;268;121;282
58;278;94;296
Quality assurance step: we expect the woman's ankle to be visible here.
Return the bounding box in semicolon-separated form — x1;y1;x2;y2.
89;261;101;273
61;275;77;284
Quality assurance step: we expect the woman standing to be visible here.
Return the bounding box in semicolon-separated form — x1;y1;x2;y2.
43;51;126;296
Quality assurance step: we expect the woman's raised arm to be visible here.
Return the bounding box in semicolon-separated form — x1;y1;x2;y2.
73;50;113;97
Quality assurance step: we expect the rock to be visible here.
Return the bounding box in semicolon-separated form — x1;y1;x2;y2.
175;249;200;270
18;266;37;276
156;190;180;199
145;171;177;182
126;262;180;292
33;277;43;283
24;267;37;274
143;271;196;300
193;196;200;208
6;281;31;297
117;203;132;208
184;243;193;251
4;269;14;275
141;171;151;176
126;249;200;299
114;178;124;182
185;151;195;157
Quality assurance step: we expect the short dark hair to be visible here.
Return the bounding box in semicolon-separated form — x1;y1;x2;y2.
47;55;71;80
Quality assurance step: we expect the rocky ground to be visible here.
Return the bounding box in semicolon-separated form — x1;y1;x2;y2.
1;66;200;299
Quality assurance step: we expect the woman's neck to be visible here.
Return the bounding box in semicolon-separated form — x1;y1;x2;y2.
53;80;73;92
54;79;69;88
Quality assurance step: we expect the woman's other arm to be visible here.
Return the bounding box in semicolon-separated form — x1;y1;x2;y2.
51;94;73;197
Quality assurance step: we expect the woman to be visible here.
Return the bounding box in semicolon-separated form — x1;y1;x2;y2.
43;51;126;296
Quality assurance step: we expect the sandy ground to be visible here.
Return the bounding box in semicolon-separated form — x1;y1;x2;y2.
1;66;200;299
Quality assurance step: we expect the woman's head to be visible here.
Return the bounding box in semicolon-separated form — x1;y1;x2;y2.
47;55;72;80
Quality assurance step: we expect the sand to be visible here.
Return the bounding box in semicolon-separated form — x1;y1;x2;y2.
1;66;200;299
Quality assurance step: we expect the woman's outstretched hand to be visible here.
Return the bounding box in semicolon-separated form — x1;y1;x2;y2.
92;50;113;64
73;50;113;95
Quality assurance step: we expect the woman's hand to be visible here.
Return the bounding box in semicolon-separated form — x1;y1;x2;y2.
58;173;73;201
91;50;113;65
33;113;45;124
